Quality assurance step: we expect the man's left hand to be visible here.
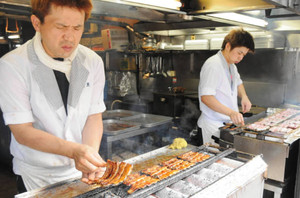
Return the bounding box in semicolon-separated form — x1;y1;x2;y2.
241;96;252;113
81;167;106;184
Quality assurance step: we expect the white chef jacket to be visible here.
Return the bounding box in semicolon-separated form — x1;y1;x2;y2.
0;39;106;190
197;50;242;144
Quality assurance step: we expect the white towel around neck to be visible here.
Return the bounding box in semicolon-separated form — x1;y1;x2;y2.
33;32;78;81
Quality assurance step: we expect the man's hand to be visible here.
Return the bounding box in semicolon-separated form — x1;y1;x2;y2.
229;111;244;126
81;167;106;184
71;144;106;174
241;96;252;113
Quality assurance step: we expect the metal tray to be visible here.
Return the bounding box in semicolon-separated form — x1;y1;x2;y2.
120;113;173;127
102;109;142;120
103;119;141;135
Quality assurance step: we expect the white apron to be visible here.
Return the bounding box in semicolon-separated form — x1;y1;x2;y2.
197;51;242;144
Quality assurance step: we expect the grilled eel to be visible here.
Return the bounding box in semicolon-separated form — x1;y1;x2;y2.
100;161;119;186
92;160;133;187
153;168;179;180
94;159;114;184
112;163;133;185
124;174;147;186
142;165;167;176
161;158;178;166
107;162;126;186
127;176;159;194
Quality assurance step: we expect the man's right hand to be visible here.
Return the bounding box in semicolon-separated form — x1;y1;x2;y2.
71;144;106;174
229;111;245;126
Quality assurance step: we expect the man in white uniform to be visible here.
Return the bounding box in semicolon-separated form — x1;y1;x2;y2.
197;28;254;145
0;0;106;192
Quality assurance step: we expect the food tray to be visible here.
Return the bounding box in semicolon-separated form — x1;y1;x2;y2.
120;113;173;127
102;109;142;120
103;119;141;135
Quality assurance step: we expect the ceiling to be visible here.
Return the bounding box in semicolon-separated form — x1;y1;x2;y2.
0;0;300;39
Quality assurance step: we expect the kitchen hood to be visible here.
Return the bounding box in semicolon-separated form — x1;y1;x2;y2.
181;0;300;15
181;0;276;14
0;0;300;49
1;0;299;27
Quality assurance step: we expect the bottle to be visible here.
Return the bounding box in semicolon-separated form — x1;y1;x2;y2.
171;76;177;93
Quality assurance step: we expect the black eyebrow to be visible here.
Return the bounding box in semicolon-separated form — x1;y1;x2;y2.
55;23;83;28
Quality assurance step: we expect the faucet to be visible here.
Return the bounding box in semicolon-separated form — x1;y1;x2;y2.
110;100;122;110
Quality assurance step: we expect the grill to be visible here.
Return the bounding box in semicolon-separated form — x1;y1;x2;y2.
75;146;234;198
219;108;300;198
15;145;267;198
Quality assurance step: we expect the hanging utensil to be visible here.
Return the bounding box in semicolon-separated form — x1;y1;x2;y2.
143;56;150;79
156;56;161;75
150;56;155;77
161;56;167;77
135;54;140;96
167;51;176;77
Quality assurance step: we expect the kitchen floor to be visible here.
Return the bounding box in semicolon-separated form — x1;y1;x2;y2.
0;164;18;198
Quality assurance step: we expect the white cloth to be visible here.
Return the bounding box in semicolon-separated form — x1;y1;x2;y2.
33;32;77;81
0;38;106;190
197;50;242;144
198;117;224;145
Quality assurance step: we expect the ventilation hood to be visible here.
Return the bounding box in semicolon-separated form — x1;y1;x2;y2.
1;0;300;49
181;0;277;14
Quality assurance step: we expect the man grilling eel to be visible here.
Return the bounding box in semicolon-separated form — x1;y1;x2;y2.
0;0;106;192
197;28;254;145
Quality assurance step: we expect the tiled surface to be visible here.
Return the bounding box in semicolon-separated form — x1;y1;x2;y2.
0;165;18;198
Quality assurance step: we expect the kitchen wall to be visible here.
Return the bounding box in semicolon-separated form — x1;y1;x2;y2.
1;19;298;109
130;48;297;108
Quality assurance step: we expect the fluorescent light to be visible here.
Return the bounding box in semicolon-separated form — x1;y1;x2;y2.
0;36;5;40
8;34;20;39
185;39;208;45
185;39;209;50
210;38;224;41
208;12;268;27
123;0;181;10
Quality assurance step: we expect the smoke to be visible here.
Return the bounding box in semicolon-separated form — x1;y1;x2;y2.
179;99;200;133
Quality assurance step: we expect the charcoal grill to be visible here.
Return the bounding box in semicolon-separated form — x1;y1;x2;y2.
15;145;267;198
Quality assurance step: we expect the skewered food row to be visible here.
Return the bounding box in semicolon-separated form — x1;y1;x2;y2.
178;151;211;163
269;114;300;134
124;173;160;194
162;158;195;170
92;160;133;187
246;108;300;132
124;151;211;194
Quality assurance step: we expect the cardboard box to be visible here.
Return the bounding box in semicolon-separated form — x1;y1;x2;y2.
80;35;102;49
101;29;129;50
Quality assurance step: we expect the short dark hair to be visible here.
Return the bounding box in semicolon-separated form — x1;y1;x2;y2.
221;28;255;53
31;0;93;23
